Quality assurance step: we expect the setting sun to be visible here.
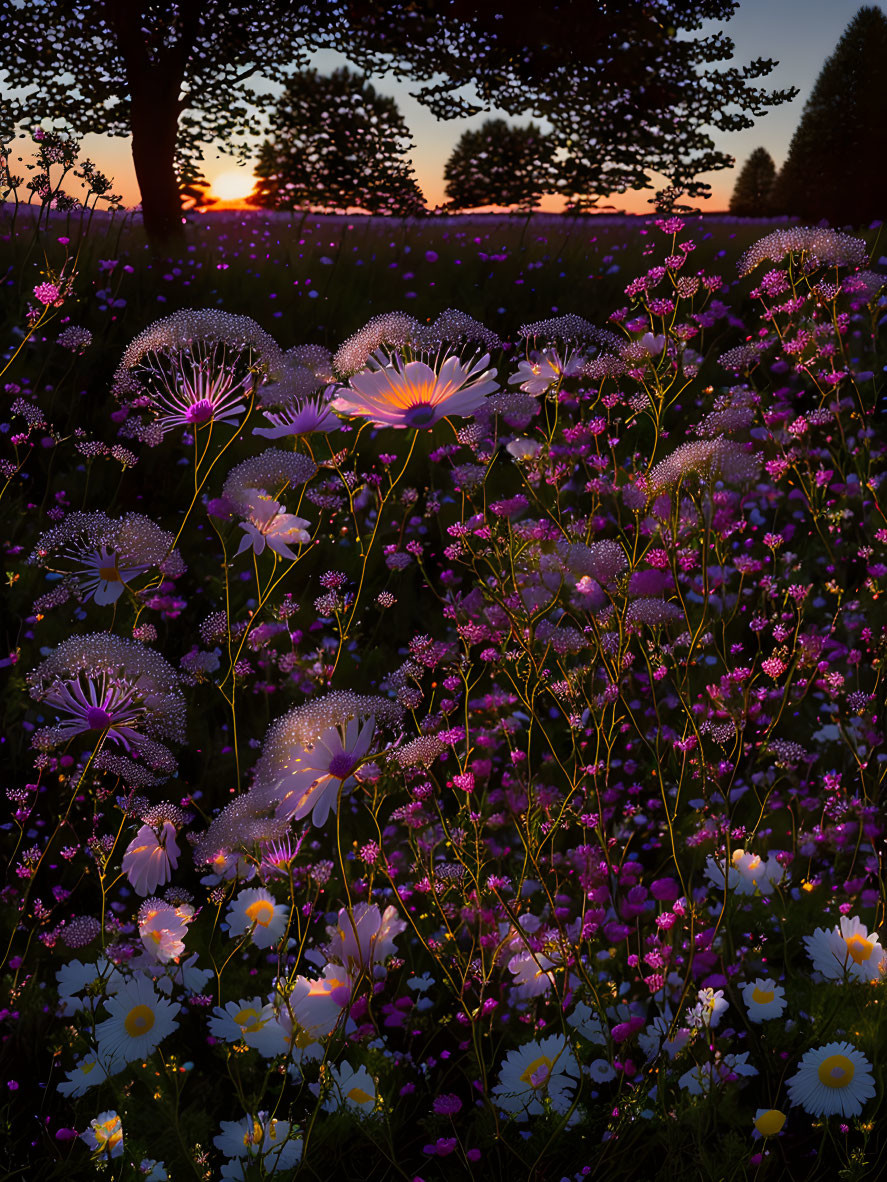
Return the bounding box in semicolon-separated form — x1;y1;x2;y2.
210;170;255;202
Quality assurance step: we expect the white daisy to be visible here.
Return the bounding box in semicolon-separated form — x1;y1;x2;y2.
225;887;289;950
56;956;123;1016
95;974;179;1069
316;1060;378;1114
741;978;787;1021
803;915;884;983
57;1051;113;1097
679;1052;757;1095
786;1042;875;1117
491;1034;580;1120
214;1113;302;1177
566;1001;607;1045
208;998;277;1045
587;1059;618;1083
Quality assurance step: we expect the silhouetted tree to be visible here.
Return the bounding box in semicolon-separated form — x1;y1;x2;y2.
249;68;424;216
770;6;887;226
443;119;555;212
0;1;797;239
729;147;777;216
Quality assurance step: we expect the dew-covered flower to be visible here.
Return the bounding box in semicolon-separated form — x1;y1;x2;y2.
234;491;311;561
122;821;181;896
331;349;498;429
80;1110;123;1159
225;887;288;949
738;227;867;276
786;1042;875;1117
804;916;884;983
28;511;183;607
113;309;284;435
222;448;317;513
27;634;185;757
741;978;787;1022
323;903;406;981
491;1034;580;1120
95;975;179;1070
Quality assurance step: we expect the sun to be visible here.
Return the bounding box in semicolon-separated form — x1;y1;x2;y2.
211;170;255;202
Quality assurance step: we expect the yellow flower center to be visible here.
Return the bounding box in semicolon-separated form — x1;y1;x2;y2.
245;899;275;927
520;1054;553;1088
234;1007;266;1033
243;1120;263;1148
845;934;874;964
752;987;775;1004
124;1004;155;1038
98;565;122;582
754;1109;786;1137
348;1086;374;1105
817;1054;855;1089
292;1025;315;1050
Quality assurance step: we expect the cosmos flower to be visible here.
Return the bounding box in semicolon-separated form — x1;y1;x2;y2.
803;915;884;983
114;308;284;436
741;978;787;1022
507;347;583;395
27;634;185;758
122;821;181;896
225;887;289;950
95;975;180;1070
138;900;189;963
331;349;498;429
253;390;341;438
704;848;782;897
786;1042;875;1117
234;491;311;561
491;1034;580;1120
80;1111;123;1159
507;950;558;998
272;715;377;828
208;998;278;1045
323;903;407;981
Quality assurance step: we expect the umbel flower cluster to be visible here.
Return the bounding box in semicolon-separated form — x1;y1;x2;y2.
3;216;887;1181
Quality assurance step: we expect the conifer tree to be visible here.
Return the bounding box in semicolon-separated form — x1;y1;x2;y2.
248;68;425;216
443;119;556;213
770;6;887;225
729;147;776;216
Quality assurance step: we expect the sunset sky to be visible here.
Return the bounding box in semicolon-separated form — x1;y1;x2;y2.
8;0;879;213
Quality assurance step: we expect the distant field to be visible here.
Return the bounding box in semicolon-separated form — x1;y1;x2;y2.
2;206;811;356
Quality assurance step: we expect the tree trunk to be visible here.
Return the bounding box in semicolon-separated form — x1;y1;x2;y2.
131;96;184;242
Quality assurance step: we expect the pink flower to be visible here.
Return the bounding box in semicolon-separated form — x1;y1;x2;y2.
235;491;311;561
121;821;180;895
139;901;189;962
331;350;498;429
33;282;62;306
323;903;407;980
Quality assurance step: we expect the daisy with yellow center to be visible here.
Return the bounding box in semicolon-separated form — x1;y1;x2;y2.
741;977;787;1022
803;915;884;983
213;1112;302;1172
492;1034;580;1119
786;1042;875;1117
95;975;180;1071
330;348;499;430
208;997;276;1044
225;887;288;950
317;1060;378;1114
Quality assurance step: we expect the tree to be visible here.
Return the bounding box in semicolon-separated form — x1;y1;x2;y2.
769;6;887;226
729;147;776;216
248;68;424;216
443;119;555;213
0;1;797;240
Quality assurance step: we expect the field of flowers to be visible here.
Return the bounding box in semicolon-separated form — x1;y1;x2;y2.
2;192;887;1182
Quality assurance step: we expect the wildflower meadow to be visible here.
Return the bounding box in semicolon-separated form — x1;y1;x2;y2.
2;169;887;1182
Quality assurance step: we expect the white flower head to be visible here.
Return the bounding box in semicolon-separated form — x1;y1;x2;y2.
741;978;787;1022
491;1034;580;1120
786;1042;875;1117
95;974;179;1070
225;887;289;950
804;915;884;983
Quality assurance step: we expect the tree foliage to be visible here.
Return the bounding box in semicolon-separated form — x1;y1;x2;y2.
0;0;798;239
769;6;887;226
443;119;555;212
728;146;776;216
248;68;424;216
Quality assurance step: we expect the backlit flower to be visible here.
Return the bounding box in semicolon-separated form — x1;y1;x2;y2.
225;887;288;949
208;997;277;1045
214;1113;302;1176
804;915;884;983
122;821;181;896
316;1060;378;1114
81;1110;123;1159
331;349;498;429
323;903;407;981
138;900;189;962
253;390;341;438
786;1042;875;1117
272;714;377;828
234;491;311;561
508;348;582;395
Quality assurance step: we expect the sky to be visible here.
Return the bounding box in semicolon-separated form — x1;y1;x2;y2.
6;0;880;213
